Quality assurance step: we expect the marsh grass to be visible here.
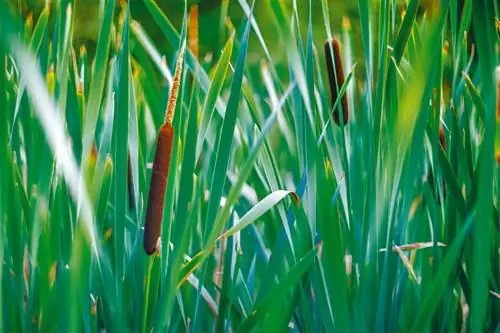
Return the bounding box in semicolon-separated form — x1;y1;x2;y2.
0;0;499;332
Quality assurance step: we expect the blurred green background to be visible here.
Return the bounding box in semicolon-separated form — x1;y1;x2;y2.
10;0;356;61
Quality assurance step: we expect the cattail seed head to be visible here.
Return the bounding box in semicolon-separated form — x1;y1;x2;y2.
324;38;348;126
144;45;186;255
144;124;174;255
188;5;199;60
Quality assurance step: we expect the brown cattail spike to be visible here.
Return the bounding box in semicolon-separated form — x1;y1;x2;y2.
188;5;199;60
188;5;199;88
143;124;174;255
324;38;348;126
144;44;185;255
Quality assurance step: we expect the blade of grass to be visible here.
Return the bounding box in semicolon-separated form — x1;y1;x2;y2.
0;40;7;333
196;34;234;162
237;248;318;333
111;7;130;325
470;1;497;330
410;213;474;332
393;0;420;64
0;22;98;258
203;7;252;244
143;0;226;114
218;190;298;240
82;0;116;162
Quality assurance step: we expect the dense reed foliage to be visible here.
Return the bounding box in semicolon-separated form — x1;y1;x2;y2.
0;0;498;332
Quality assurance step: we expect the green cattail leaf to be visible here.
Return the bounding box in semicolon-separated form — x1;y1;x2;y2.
195;34;234;161
219;190;298;240
82;0;116;162
237;248;318;333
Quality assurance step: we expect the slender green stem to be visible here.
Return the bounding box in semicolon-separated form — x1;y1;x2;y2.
141;255;154;333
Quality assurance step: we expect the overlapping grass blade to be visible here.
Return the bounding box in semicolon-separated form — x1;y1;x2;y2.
82;0;116;162
219;190;298;240
111;7;130;325
196;34;234;162
237;248;317;332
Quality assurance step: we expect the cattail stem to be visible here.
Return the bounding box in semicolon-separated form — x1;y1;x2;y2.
143;44;185;255
324;38;348;126
141;255;154;333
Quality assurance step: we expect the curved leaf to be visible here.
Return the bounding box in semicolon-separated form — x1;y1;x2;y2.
219;190;298;240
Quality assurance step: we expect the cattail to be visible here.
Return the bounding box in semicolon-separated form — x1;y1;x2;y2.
188;4;199;60
143;44;185;255
143;121;174;255
188;4;199;89
324;38;348;126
